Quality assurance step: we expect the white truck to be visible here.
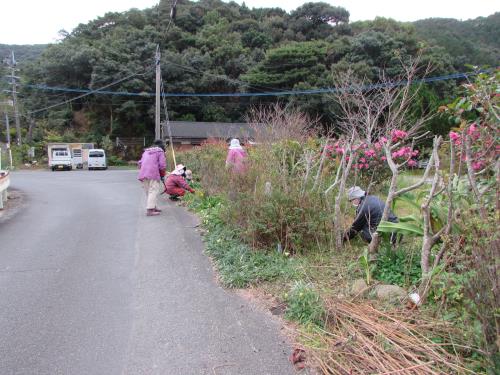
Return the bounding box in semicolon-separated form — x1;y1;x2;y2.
49;147;72;171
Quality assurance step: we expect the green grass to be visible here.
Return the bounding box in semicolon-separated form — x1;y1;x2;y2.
284;281;326;326
185;188;299;288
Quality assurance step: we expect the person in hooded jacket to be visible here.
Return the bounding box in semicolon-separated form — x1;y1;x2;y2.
343;186;398;243
225;138;247;174
165;164;195;200
138;139;167;216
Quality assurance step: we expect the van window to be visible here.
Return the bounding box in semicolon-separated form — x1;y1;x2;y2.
89;151;105;158
55;151;68;156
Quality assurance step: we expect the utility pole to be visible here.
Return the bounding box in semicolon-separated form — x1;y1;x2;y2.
4;112;11;145
155;45;161;140
3;112;13;169
8;51;22;145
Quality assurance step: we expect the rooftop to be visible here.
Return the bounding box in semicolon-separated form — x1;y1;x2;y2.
164;121;254;140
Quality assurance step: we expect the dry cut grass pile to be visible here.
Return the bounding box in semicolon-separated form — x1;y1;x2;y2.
301;299;478;375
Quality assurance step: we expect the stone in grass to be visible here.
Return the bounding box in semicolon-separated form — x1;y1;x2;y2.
374;284;406;302
351;279;369;297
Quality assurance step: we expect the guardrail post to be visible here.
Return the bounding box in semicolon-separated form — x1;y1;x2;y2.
0;189;6;209
0;171;10;210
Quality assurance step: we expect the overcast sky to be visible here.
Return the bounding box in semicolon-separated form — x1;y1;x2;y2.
0;0;498;44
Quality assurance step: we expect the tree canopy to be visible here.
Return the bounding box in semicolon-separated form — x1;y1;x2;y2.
0;1;498;142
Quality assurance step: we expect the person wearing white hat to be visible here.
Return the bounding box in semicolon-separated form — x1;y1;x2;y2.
164;164;195;200
344;186;398;243
226;138;248;174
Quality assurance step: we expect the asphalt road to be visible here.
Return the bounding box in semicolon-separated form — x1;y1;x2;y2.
0;170;294;375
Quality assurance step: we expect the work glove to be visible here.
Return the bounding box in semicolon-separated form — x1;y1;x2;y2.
189;188;195;194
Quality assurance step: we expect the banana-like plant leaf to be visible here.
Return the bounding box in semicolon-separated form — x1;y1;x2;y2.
398;215;420;223
377;220;424;236
394;192;420;211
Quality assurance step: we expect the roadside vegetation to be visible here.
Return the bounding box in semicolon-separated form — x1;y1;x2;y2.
180;69;499;374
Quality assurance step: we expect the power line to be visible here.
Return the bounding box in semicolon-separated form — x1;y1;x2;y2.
27;69;151;115
163;60;284;93
21;70;478;99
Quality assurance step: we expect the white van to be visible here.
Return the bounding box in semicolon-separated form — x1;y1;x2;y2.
88;149;107;170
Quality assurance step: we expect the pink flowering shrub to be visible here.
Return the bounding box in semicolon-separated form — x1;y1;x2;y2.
448;123;496;171
323;132;420;184
442;70;499;175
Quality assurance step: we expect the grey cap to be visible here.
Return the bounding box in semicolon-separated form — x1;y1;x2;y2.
347;186;365;201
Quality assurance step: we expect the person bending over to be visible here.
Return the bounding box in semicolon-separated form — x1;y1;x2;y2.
344;186;398;243
165;164;195;200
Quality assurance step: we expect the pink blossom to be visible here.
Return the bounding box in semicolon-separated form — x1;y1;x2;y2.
364;163;370;169
449;131;462;146
472;160;485;171
449;131;460;141
359;157;366;163
408;160;417;167
467;123;480;140
365;149;376;158
391;130;408;142
381;156;387;161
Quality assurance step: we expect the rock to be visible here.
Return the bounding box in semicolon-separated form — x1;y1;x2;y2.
374;284;406;301
351;279;368;296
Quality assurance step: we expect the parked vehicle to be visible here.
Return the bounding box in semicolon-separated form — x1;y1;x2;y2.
88;149;107;170
72;148;83;169
50;148;72;171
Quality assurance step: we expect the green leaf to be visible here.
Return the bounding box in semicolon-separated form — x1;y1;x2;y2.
377;221;424;236
398;215;420;223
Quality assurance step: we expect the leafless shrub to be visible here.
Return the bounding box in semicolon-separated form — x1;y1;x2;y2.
246;102;319;144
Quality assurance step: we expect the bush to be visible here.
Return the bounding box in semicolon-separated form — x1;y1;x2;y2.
107;155;127;166
285;281;325;326
374;244;421;288
185;189;299;288
180;138;339;254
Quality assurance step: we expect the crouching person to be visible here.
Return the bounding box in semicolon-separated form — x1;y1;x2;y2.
343;186;398;244
165;164;195;200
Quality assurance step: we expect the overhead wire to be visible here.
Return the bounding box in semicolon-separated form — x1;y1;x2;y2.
21;70;481;98
27;66;154;116
163;59;285;93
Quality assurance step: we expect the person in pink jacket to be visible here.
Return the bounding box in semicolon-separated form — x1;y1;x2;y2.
165;164;195;200
138;139;167;216
225;138;247;174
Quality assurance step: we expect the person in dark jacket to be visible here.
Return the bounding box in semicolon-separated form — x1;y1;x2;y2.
165;164;195;200
343;186;398;243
